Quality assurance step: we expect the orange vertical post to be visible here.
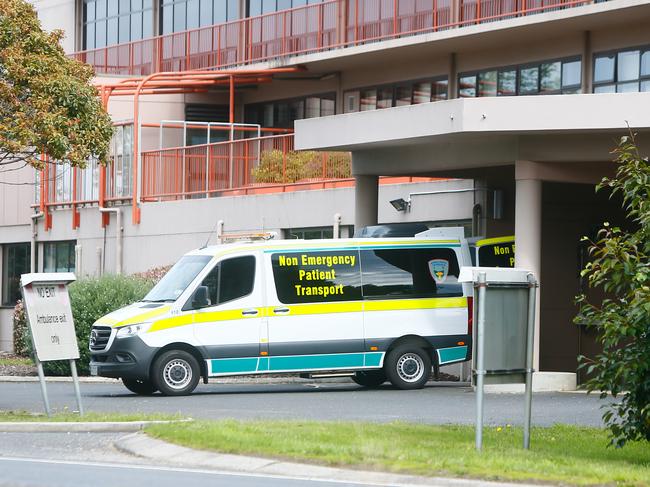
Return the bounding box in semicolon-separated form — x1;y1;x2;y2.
393;0;398;35
72;166;80;229
282;136;287;183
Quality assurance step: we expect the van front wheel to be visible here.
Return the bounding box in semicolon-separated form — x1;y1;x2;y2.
152;350;200;396
385;345;431;390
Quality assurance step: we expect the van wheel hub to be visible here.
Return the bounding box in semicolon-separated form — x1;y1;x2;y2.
164;359;192;389
397;353;424;383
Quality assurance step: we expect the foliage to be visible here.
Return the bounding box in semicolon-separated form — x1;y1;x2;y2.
147;421;650;486
574;133;650;447
12;299;30;356
0;0;113;170
13;275;154;375
252;150;351;184
132;265;173;285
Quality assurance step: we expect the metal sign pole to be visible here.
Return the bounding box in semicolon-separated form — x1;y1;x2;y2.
21;285;52;417
70;360;84;416
34;356;52;417
523;273;537;449
475;271;487;451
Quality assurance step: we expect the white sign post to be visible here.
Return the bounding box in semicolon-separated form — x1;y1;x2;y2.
20;273;83;417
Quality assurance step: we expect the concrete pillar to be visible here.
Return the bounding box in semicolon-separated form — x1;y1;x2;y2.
354;175;379;230
514;167;542;369
581;31;592;94
448;53;458;100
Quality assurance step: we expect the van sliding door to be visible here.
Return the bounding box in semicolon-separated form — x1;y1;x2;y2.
264;248;366;373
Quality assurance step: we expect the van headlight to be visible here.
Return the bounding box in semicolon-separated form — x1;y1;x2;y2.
116;323;150;339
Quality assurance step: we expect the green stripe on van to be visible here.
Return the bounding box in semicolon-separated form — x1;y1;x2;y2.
437;346;468;364
208;352;385;376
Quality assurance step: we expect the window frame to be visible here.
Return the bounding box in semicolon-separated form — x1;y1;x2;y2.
185;254;257;310
458;56;582;98
343;76;448;113
43;240;77;274
244;92;336;128
1;243;31;307
593;45;650;94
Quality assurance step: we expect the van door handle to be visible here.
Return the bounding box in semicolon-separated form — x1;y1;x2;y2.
242;309;259;316
273;307;290;314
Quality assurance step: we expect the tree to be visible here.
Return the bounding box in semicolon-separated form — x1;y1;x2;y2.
0;0;112;172
575;133;650;447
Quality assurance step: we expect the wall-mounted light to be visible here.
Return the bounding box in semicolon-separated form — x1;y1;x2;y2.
389;198;411;212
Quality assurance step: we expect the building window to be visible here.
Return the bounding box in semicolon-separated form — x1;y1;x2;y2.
83;0;154;50
593;47;650;93
161;0;240;34
248;0;325;17
2;243;30;306
459;57;582;97
43;241;76;273
344;77;448;114
284;227;334;239
244;93;336;129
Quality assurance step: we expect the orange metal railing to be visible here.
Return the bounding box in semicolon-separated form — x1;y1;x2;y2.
140;134;351;201
73;0;596;76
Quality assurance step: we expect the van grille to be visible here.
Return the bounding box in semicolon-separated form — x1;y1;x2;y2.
90;326;112;351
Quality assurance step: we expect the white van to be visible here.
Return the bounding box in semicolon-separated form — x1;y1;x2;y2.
89;228;473;395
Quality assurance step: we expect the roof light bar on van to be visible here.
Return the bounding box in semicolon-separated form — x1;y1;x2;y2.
221;231;278;243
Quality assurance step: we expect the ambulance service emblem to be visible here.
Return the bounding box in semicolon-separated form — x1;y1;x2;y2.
428;259;449;284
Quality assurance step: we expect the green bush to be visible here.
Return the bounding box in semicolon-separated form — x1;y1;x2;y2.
252;150;351;183
13;274;154;376
575;133;650;447
12;300;30;357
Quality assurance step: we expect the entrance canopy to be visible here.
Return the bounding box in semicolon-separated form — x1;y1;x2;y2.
295;92;650;177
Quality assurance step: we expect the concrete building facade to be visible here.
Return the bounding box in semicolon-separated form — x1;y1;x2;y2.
0;0;645;387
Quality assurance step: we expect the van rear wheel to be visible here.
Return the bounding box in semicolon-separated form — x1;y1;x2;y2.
152;350;200;396
385;345;431;390
122;378;157;395
352;370;386;388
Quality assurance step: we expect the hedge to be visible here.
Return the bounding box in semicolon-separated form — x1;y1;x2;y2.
13;274;155;376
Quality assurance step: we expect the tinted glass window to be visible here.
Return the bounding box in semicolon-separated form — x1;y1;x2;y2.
519;67;539;94
594;55;615;83
197;256;256;307
540;62;561;92
272;250;361;303
360;248;462;299
477;242;515;268
2;243;30;306
498;70;516;96
478;71;497;97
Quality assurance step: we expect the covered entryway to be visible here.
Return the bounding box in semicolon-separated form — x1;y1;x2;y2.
294;92;648;384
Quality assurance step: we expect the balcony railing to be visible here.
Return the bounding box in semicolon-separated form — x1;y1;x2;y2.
141;134;351;201
73;0;595;76
38;134;352;227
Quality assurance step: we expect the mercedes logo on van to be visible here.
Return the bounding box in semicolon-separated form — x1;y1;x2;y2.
90;330;98;347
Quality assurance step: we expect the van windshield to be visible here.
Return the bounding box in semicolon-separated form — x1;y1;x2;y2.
142;255;212;303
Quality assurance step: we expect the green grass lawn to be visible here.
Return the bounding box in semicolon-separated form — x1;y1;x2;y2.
147;420;650;486
0;410;184;422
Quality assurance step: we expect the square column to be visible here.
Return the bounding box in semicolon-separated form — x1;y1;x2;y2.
354;175;379;230
514;164;542;369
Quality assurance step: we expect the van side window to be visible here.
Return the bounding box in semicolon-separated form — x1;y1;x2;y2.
199;256;256;307
360;248;462;299
271;250;362;304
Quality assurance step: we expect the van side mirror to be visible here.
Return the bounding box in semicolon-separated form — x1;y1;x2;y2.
192;286;211;309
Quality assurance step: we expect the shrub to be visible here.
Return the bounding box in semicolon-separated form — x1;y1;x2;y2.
12;300;30;357
252;150;351;183
13;274;154;376
574;133;650;447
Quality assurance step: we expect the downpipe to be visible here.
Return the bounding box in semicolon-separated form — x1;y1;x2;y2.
30;212;43;273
